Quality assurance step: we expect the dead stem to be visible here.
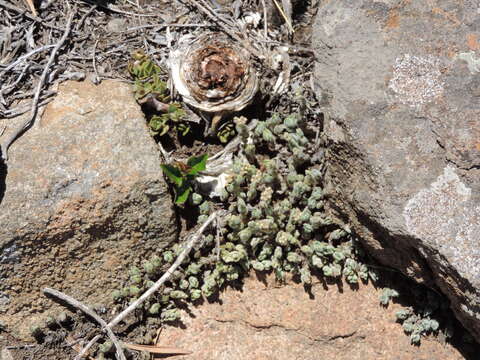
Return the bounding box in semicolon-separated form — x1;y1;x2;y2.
0;11;74;160
42;288;126;360
73;211;222;358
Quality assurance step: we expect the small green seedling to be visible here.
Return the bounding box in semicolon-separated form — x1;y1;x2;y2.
128;49;163;80
161;154;208;204
149;103;188;136
217;121;236;143
128;51;191;137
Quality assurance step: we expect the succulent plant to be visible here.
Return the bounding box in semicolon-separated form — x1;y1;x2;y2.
161;154;208;204
109;111;380;348
379;288;399;306
128;51;193;137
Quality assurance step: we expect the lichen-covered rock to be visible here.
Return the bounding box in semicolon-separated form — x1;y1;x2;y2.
0;80;177;339
312;1;480;340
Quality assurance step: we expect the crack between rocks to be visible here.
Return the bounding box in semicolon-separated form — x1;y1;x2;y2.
445;157;480;171
433;129;479;171
208;317;358;343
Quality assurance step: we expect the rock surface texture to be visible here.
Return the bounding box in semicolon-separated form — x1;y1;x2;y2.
0;80;176;338
313;1;480;340
160;275;465;360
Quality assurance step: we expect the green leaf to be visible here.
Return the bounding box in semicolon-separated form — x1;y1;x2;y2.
169;107;186;122
149;115;169;135
159;124;170;136
161;164;183;187
168;103;179;113
175;184;191;204
177;123;190;136
187;154;208;175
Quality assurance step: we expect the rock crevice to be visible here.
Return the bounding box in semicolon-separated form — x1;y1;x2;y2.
313;0;480;340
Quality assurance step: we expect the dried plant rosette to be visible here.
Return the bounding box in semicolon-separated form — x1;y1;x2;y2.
169;32;259;115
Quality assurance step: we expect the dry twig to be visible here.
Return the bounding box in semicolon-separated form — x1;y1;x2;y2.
108;211;220;328
43;288;127;360
185;0;262;58
92;40;100;84
74;211;221;357
261;0;268;38
0;11;74;160
272;0;294;33
1;45;55;73
0;0;64;30
75;335;102;360
23;0;37;16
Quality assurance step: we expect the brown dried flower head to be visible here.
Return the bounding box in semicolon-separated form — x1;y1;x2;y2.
169;33;258;113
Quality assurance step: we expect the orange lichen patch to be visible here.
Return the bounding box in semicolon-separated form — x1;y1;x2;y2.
447;48;458;58
385;9;400;30
476;143;480;151
431;7;461;27
467;34;480;51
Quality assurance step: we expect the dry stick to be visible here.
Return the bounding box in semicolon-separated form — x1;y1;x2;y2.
0;0;65;31
261;0;268;38
23;0;37;16
1;98;53;119
271;0;294;33
75;335;101;360
1;45;55;73
198;0;234;27
108;211;220;328
76;0;164;17
187;0;238;39
158;141;172;163
0;12;74;161
1;64;30;96
76;5;97;31
43;288;127;360
121;23;211;32
186;0;262;59
92;40;100;84
75;211;221;357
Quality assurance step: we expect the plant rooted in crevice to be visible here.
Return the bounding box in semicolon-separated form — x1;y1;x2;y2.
128;50;191;138
161;154;208;204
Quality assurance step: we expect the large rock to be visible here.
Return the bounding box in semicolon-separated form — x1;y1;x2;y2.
0;80;177;338
160;275;465;360
313;1;480;340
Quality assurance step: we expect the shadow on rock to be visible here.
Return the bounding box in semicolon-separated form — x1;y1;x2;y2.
374;268;480;360
0;157;6;205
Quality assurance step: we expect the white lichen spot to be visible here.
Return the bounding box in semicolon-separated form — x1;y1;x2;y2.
0;242;19;264
456;51;480;74
327;119;346;143
320;5;354;37
403;166;480;281
388;54;444;107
